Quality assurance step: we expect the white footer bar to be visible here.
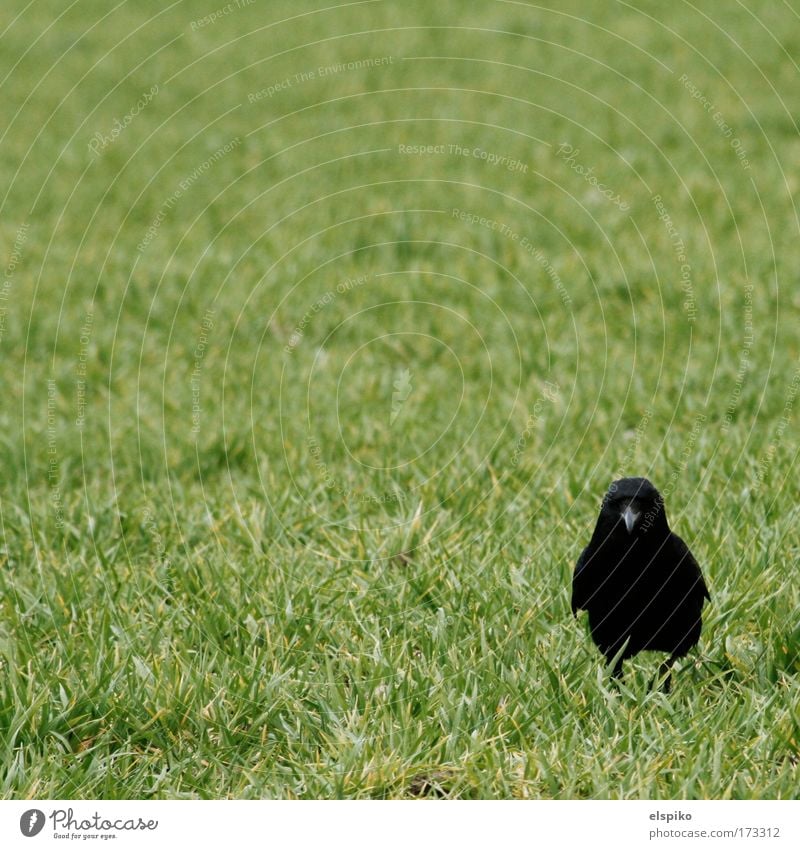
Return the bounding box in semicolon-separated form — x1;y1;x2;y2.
1;800;797;849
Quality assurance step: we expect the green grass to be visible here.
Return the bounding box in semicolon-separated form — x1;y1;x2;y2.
1;0;800;798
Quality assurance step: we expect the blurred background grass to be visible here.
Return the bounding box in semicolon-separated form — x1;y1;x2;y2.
0;0;799;798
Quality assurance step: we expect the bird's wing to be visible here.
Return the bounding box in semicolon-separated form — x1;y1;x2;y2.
571;546;592;616
672;534;710;602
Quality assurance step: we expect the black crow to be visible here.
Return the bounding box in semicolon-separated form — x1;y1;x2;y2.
571;477;710;690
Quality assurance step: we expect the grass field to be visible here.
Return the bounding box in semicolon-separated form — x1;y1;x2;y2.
1;0;800;799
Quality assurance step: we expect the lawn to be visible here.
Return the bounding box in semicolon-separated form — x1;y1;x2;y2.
1;0;799;798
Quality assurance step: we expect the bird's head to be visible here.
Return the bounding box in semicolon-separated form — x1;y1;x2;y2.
600;476;667;538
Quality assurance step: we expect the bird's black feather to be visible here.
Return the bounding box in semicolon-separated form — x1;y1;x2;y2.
571;477;710;687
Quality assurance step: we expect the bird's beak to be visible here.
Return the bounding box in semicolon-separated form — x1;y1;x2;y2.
621;505;640;534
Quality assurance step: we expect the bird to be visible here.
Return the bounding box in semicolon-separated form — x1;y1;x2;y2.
571;476;710;690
